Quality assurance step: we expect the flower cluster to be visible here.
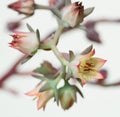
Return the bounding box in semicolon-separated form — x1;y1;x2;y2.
8;0;106;110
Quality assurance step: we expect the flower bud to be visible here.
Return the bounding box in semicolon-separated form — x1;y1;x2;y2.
59;83;76;110
7;20;21;31
9;31;39;55
8;0;35;15
61;2;84;27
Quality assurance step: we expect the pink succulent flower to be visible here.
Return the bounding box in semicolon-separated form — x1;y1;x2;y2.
61;2;84;27
8;0;35;15
69;49;107;85
26;81;54;109
9;31;39;55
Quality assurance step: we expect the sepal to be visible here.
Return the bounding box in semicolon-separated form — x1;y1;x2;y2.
34;61;58;78
84;7;94;17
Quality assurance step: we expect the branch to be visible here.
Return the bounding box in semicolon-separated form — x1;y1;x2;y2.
42;18;120;43
0;55;28;88
89;80;120;87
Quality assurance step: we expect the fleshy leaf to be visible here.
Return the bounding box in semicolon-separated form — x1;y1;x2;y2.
54;89;59;105
84;7;94;17
76;78;83;87
34;61;58;78
26;23;35;32
61;51;75;62
74;86;84;98
69;50;75;61
81;44;93;55
21;55;32;64
36;29;41;43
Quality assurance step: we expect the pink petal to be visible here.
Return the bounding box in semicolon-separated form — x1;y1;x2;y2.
88;57;107;69
25;81;46;96
94;72;104;79
25;85;41;96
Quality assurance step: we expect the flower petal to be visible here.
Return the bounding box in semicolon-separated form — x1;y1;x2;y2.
25;81;46;96
37;90;54;110
89;57;107;69
93;72;104;79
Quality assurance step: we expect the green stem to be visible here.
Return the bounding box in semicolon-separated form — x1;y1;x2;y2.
50;8;62;19
53;24;64;44
34;4;51;10
51;45;68;66
34;4;61;19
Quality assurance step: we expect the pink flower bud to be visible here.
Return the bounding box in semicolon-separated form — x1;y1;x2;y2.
8;0;35;15
84;21;102;43
9;31;39;55
7;21;21;31
61;2;84;27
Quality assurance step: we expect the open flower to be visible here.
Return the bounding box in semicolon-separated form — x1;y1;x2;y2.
8;0;35;15
9;31;39;55
26;81;54;110
61;2;84;27
69;49;106;85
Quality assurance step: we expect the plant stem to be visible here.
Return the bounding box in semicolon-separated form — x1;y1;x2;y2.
53;24;64;44
51;45;68;66
34;4;61;18
34;4;51;10
0;55;28;88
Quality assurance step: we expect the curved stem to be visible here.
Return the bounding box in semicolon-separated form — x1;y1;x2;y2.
51;45;68;66
53;24;64;44
89;81;120;87
34;4;51;10
0;55;28;88
34;4;61;19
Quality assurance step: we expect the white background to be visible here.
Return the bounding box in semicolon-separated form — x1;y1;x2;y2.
0;0;120;117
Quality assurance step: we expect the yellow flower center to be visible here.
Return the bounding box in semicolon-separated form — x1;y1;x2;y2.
78;58;96;73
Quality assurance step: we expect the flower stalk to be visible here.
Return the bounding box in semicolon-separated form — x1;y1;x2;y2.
2;0;108;110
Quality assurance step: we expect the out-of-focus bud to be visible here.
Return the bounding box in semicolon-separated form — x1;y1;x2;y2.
84;21;102;43
9;31;40;55
95;69;108;85
100;69;108;79
59;83;77;110
7;20;21;31
61;2;84;27
8;0;35;16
